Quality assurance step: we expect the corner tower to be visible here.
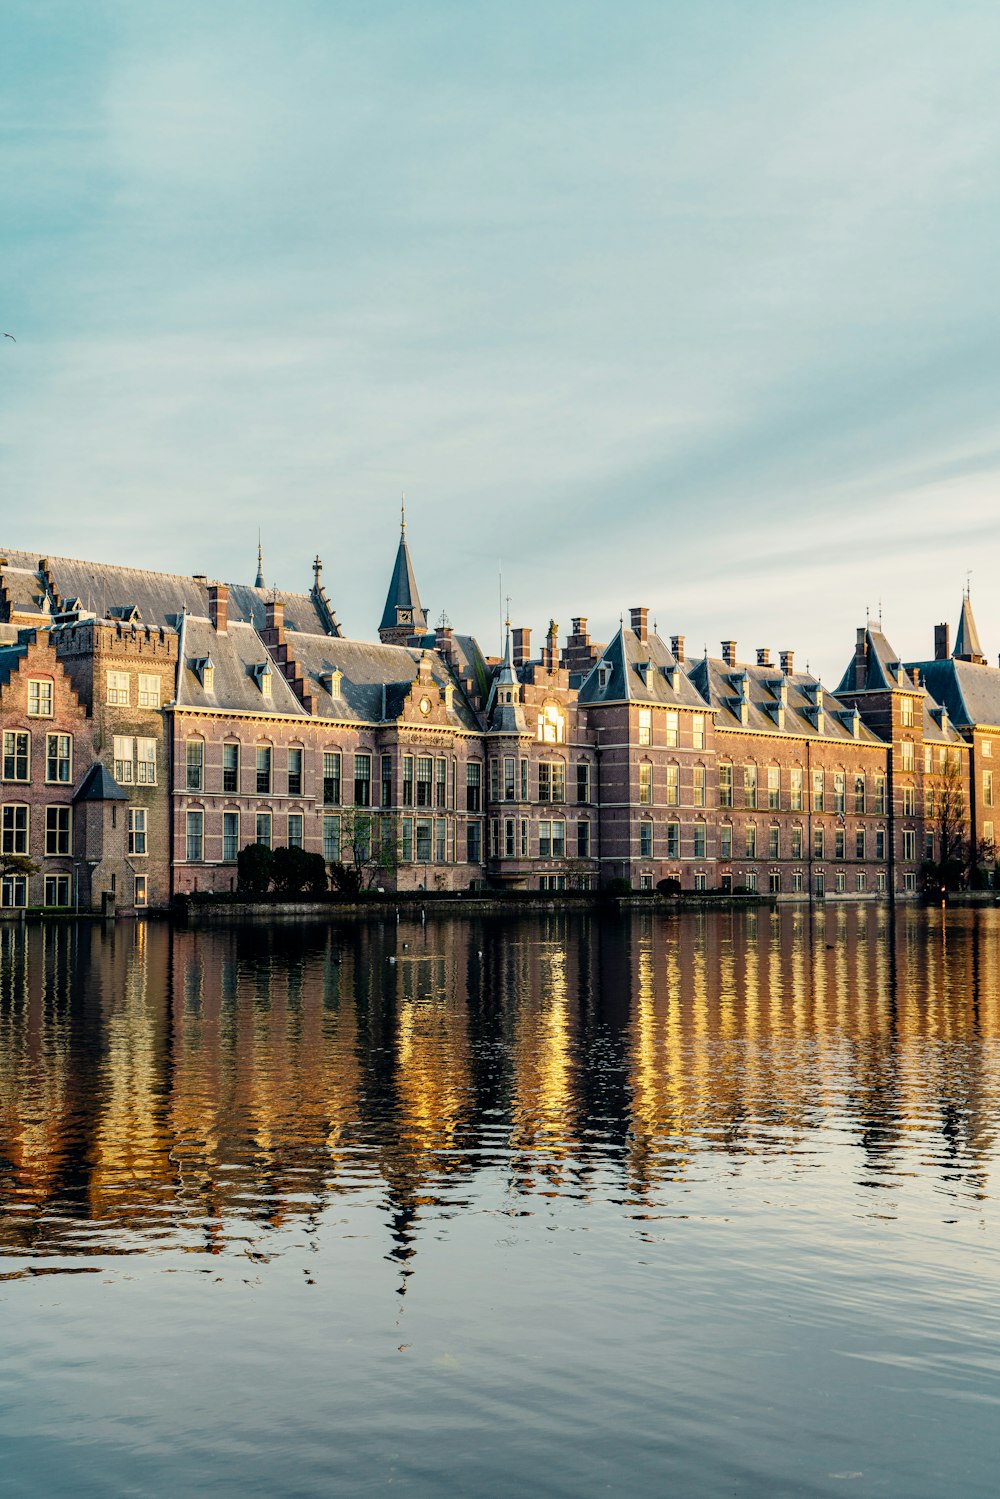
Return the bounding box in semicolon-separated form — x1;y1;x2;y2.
378;497;428;644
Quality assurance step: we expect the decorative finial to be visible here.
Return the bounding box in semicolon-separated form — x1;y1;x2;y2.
313;554;322;585
255;532;265;590
878;599;882;627
966;568;972;598
401;493;406;535
505;593;512;629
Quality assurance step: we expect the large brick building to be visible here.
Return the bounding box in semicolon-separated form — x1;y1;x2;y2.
0;522;995;910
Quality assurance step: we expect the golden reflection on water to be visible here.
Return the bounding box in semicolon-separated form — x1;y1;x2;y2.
1;907;999;1265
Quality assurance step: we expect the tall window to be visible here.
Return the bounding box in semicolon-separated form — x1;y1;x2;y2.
354;753;372;806
854;774;866;814
576;763;590;804
767;765;780;810
46;734;72;784
519;760;529;801
466;762;482;812
693;824;706;859
876;830;886;861
223;742;240;793
186;739;204;792
255;811;272;849
719;824;732;860
812;769;825;811
402;755;414;806
381;754;393;808
719;764;733;808
504;756;516;801
833;771;846;814
435;819;447;863
640;821;653;857
539;762;566;803
639;763;653;805
985;771;994;808
666;764;679;806
416;818;433;861
45;806;71;857
2;731;29;782
134;875;147;908
900;697;915;727
323;751;341;805
256;745;272;794
106;671;130;706
874;775;886;814
790;767;803;811
288;748;303;797
44;875;71;907
136;738;156;784
855;829;865;860
538;704;564;743
902;829;916;861
693;766;705;808
218;811;237;861
668;822;681;859
186;811;204;862
467;820;482;863
902;786;915;815
435;760;446;808
813;827;824;859
692;714;705;750
416;756;433;807
323;814;341;862
665;710;678;748
768;825;780;859
577;821;590;858
288;812;304;849
791;827;803;859
745;824;757;858
744;765;757;809
638;708;651;746
901;741;914;773
489;759;500;802
835;829;845;860
129;807;147;856
138;673;160;708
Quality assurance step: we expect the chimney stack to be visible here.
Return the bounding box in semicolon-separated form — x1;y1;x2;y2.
934;622;950;660
721;640;737;667
435;622;454;661
756;647;771;667
670;634;685;664
208;582;229;634
265;598;285;635
780;650;795;677
630;607;649;643
910;666;921;687
513;627;532;667
854;627;867;689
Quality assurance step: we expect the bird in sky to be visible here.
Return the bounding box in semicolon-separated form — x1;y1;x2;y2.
3;333;14;341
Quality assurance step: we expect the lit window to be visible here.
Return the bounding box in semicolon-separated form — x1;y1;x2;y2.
538;704;564;744
665;710;678;748
900;697;915;727
693;766;705;808
134;875;148;907
639;763;653;805
136;738;157;785
138;674;160;708
692;715;705;750
638;708;651;746
767;765;780;810
744;765;758;809
901;741;914;773
113;735;135;784
719;764;733;808
666;764;679;806
790;767;803;811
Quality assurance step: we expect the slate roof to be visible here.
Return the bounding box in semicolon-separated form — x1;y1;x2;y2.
379;523;427;633
0;644;26;690
578;625;709;709
176;617;307;717
0;549;337;636
690;654;882;744
73;763;127;802
0;564;50;618
907;658;1000;731
286;632;479;730
834;626;912;695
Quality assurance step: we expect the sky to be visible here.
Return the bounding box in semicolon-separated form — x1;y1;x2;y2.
4;0;1000;682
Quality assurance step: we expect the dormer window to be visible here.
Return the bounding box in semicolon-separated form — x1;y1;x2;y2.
321;668;343;698
253;662;273;698
194;656;214;692
597;664;609;690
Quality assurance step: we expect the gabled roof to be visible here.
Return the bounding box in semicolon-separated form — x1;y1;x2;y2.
275;631;480;730
578;624;708;709
908;657;1000;731
0;644;26;690
954;594;984;661
835;625;913;695
691;654;882;744
379;514;427;633
73;763;127;802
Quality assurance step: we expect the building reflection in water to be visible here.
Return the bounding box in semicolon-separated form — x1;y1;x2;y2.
1;906;998;1275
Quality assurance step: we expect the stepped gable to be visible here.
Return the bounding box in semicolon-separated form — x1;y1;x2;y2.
694;649;880;742
176;615;307;716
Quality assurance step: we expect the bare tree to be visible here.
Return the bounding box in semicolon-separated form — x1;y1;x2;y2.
332;810;402;892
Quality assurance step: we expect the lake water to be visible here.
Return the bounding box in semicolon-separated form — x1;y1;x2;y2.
1;906;999;1497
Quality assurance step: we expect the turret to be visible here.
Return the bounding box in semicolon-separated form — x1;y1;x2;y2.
378;496;428;644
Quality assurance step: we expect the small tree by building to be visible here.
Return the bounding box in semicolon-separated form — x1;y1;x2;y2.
332;811;401;892
237;841;274;896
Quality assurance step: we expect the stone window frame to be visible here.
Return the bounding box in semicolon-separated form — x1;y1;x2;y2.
1;803;29;854
46;732;72;785
44;804;72;858
2;729;30;783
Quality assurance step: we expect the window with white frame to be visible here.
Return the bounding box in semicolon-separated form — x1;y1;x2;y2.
900;697;915;727
45;874;71;907
2;731;29;782
901;741;914;773
255;811;272;849
466;761;482;812
767;765;780;810
538;762;566;804
638;708;651;746
1;804;29;854
639;762;653;805
692;714;705;750
45;805;71;857
288;812;304;849
323;813;340;863
985;771;994;807
665;710;679;748
186;739;204;791
256;745;272;794
223;742;240;793
693;766;705;808
538;704;564;744
185;810;204;862
138;673;161;708
718;824;731;860
1;875;27;907
640;821;653;857
693;824;707;858
666;764;679;806
129;806;147;856
134;875;148;907
223;811;240;862
28;679;53;717
790;767;803;811
106;670;130;706
719;764;733;807
46;733;71;784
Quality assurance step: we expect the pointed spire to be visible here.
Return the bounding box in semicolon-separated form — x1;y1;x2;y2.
255;532;265;590
379;498;427;642
955;587;985;663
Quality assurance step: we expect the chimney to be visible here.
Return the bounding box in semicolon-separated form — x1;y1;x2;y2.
910;666;921;687
670;634;685;664
208;582;229;634
571;617;588;638
780;650;795;677
543;619;559;670
721;640;737;667
934;622;950;660
756;647;771;667
513;627;532;666
630;607;649;643
854;626;867;689
265;598;284;634
435;622;454;660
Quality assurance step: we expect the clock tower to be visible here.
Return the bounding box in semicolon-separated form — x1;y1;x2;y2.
378;496;428;644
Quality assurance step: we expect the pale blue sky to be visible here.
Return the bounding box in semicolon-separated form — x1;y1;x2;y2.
4;1;1000;680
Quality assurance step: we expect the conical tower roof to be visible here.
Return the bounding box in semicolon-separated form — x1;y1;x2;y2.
379;498;427;639
954;591;985;663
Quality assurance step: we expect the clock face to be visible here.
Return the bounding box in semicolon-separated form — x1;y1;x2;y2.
398;609;412;625
419;696;432;716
